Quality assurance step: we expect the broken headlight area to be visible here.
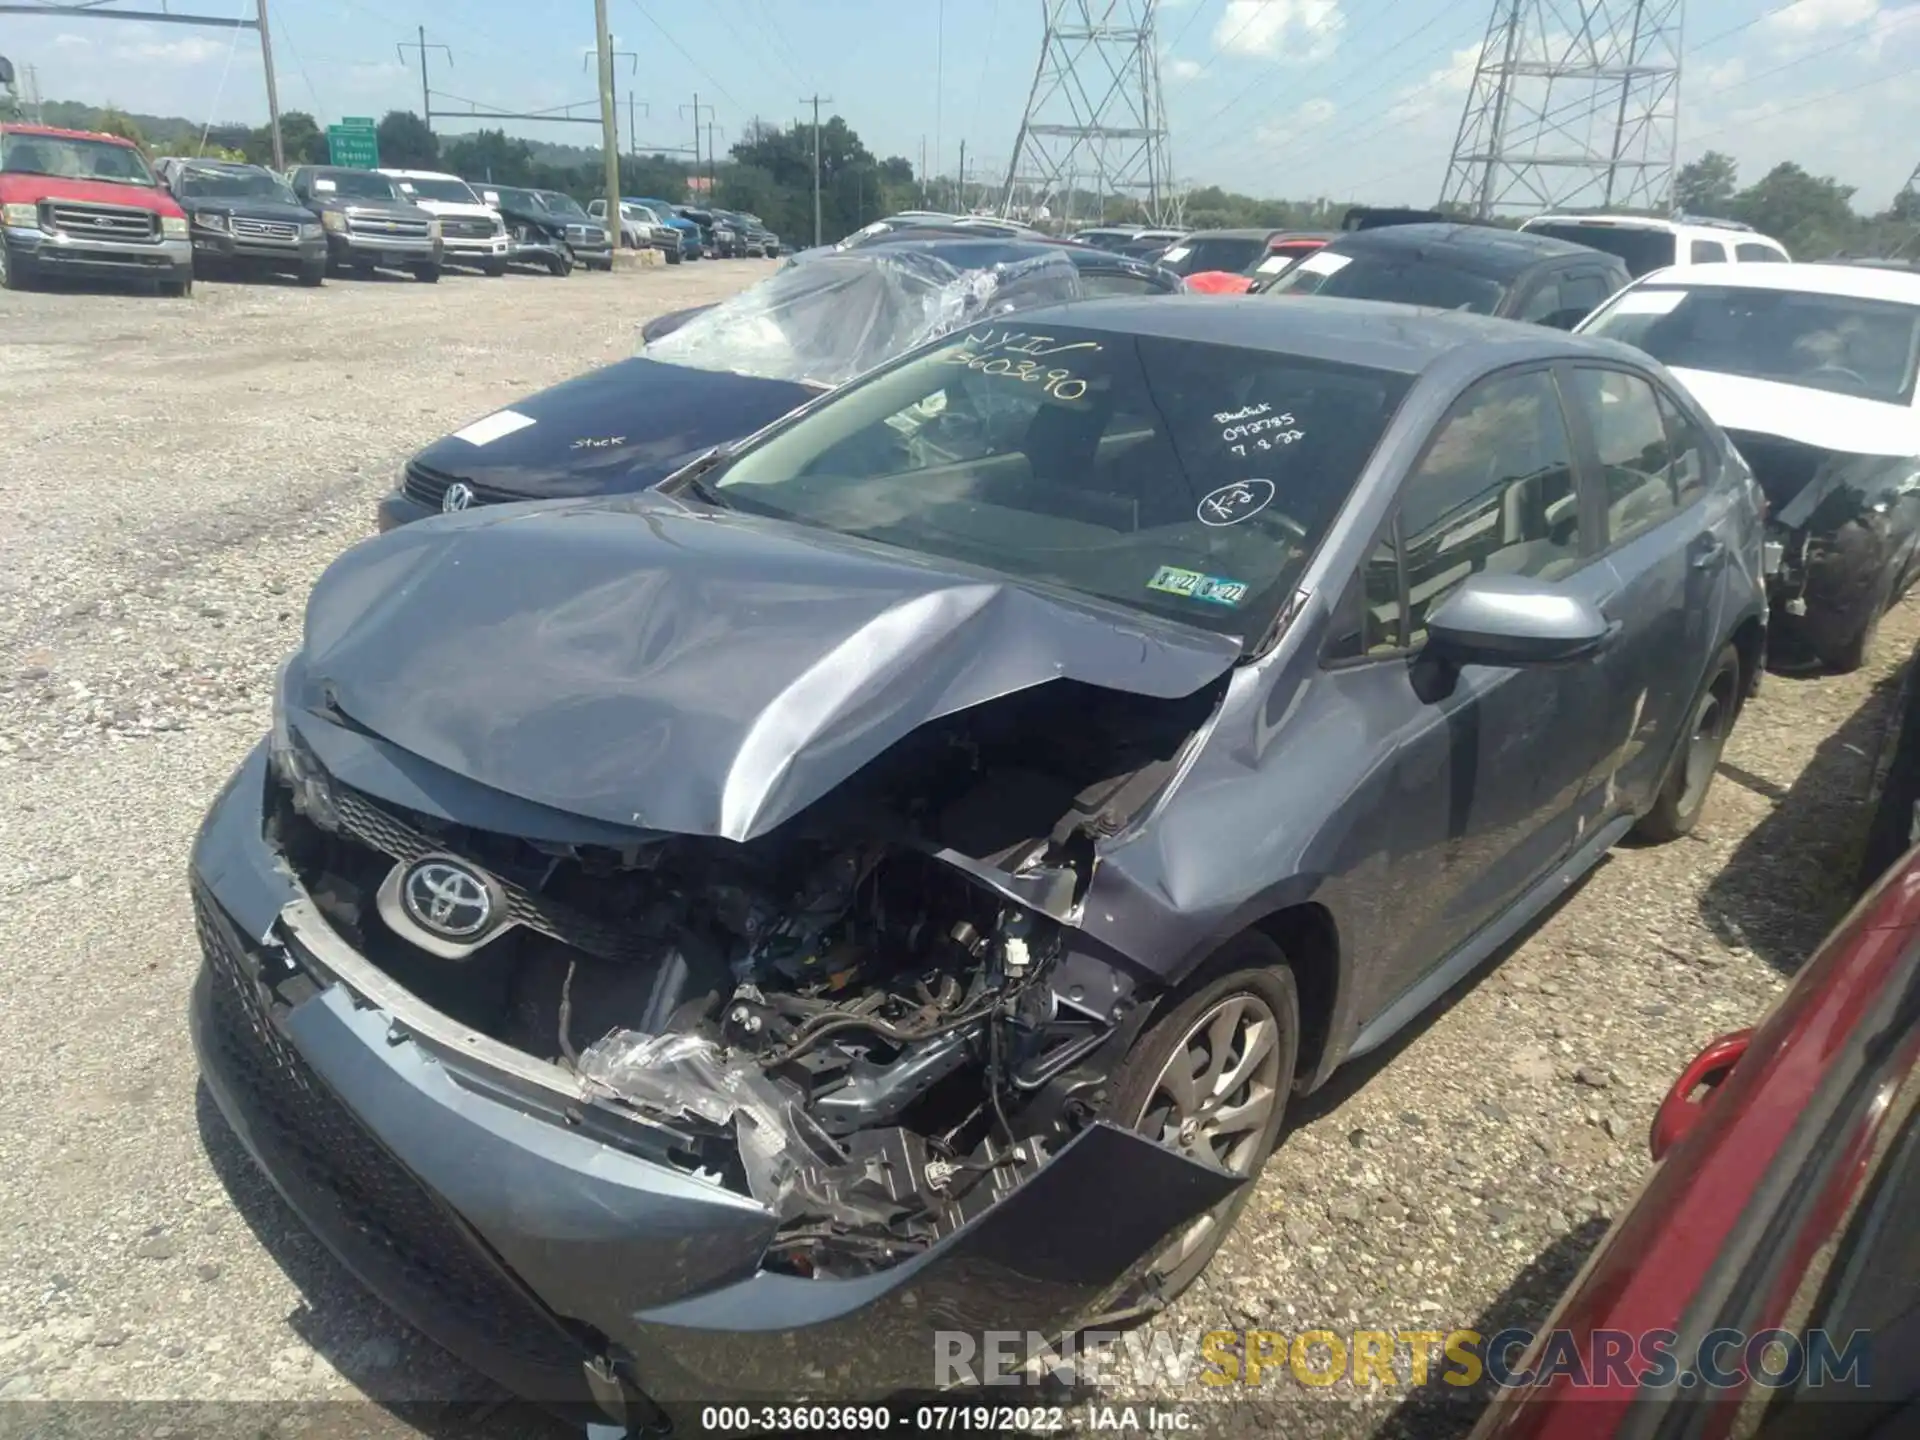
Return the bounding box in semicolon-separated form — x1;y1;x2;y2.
263;675;1216;1280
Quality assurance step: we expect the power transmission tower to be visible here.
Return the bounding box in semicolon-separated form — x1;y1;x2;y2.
1439;0;1684;219
0;0;286;166
1000;0;1175;228
397;28;452;127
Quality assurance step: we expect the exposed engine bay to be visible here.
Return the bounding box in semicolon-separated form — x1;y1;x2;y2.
268;675;1224;1278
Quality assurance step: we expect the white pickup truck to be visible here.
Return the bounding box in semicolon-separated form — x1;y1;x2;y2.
377;168;509;275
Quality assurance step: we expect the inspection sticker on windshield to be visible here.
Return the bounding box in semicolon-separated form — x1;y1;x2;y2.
1197;479;1275;526
1148;565;1249;607
1297;251;1352;277
452;409;537;447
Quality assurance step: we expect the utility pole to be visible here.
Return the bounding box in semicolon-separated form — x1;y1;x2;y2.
703;121;723;194
681;93;715;198
397;27;453;128
800;94;833;245
957;138;966;212
256;0;285;169
592;0;622;250
584;50;636;161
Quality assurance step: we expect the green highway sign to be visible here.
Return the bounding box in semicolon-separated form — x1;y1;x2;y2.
338;116;376;131
326;125;379;168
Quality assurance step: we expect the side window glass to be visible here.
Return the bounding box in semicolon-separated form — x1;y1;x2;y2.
1569;367;1679;545
1326;536;1405;661
1736;242;1784;263
1399;371;1584;646
1515;279;1569;325
1656;390;1715;506
1690;239;1728;264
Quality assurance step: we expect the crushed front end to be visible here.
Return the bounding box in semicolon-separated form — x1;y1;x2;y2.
189;647;1239;1414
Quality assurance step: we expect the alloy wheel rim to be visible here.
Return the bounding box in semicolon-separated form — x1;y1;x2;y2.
1134;992;1283;1278
1680;690;1726;813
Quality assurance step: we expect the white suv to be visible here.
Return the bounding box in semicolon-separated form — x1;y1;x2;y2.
377;168;509;275
1520;214;1790;279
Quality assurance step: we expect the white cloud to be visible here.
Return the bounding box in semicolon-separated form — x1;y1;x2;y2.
52;32;90;51
109;31;229;66
1387;42;1484;123
1212;0;1344;62
1763;0;1881;36
1251;95;1338;145
1698;57;1747;93
1169;57;1205;80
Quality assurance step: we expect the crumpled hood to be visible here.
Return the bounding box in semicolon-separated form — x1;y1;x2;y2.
298;491;1241;841
408;356;816;501
1670;367;1920;459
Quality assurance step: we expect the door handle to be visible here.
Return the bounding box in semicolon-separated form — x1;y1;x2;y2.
1690;536;1727;570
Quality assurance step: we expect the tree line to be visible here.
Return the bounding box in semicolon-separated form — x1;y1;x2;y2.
29;97;1920;258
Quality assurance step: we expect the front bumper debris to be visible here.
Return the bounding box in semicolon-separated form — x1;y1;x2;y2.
189;742;1240;1411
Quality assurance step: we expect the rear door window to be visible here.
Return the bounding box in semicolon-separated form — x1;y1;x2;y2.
1736;241;1786;263
1690;238;1729;264
1525;222;1675;277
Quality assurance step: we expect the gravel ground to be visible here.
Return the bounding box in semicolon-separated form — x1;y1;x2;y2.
0;262;1914;1440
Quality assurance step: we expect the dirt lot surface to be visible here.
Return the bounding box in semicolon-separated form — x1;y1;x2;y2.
0;261;1914;1440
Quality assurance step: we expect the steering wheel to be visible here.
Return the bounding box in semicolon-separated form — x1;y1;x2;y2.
1809;363;1869;388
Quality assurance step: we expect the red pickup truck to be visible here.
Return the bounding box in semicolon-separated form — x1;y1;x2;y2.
0;122;194;295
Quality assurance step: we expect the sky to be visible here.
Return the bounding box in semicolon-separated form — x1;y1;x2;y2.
3;0;1917;208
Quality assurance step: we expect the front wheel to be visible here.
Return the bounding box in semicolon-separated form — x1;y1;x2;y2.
1102;934;1299;1304
159;275;193;298
297;260;325;287
483;258;507;277
0;243;27;291
664;249;682;265
411;263;440;284
547;251;573;277
1635;643;1741;843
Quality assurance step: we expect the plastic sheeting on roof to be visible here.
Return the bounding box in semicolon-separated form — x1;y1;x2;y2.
641;248;1088;390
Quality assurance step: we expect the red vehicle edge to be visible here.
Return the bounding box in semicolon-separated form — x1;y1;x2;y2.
0;122;193;295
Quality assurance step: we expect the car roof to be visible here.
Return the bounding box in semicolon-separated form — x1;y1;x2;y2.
1007;292;1640;374
0;122;137;145
1326;222;1603;276
1632;260;1920;305
377;168;464;181
1181;228;1285;242
842;235;1168;277
1528;212;1759;236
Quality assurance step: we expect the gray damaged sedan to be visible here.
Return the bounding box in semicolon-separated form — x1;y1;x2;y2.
189;295;1766;1421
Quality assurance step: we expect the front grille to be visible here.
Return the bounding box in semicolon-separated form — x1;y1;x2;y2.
193;889;585;1369
230;216;299;243
45;202;158;241
563;224;604;244
401;459;526;511
441;217;496;241
327;784;650;964
347;215;431;240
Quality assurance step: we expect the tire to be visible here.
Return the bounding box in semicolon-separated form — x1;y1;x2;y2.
664;249;682;265
1635;643;1741;843
1101;933;1299;1304
297;260;325;287
0;243;28;291
1821;587;1888;675
546;252;573;277
159;275;192;299
411;263;440;284
483;258;508;277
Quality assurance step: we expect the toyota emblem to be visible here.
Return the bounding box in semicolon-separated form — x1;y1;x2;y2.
442;481;474;513
399;857;495;940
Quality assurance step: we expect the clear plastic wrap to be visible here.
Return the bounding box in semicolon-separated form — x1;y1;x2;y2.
642;249;1087;390
576;1029;833;1213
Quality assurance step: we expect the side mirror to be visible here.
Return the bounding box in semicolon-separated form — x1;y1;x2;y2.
1423;573;1613;667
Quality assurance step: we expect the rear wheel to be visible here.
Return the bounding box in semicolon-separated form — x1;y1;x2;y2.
1635;643;1741;842
1103;933;1299;1303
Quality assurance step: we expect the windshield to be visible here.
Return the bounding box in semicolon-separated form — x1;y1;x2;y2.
541;191;587;217
1156;237;1269;277
703;323;1410;639
645;249;1088;389
1583;284;1920;406
314;170;398;200
494;188;539;210
1526;222;1675;278
1;132;154;186
174;166;297;204
396;175;479;204
1269;249;1507;314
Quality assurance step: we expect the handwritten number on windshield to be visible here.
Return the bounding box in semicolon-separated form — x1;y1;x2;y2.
943;329;1099;400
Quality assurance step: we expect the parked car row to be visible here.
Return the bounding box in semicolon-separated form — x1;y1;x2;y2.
180;164;1920;1431
0;118;785;293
